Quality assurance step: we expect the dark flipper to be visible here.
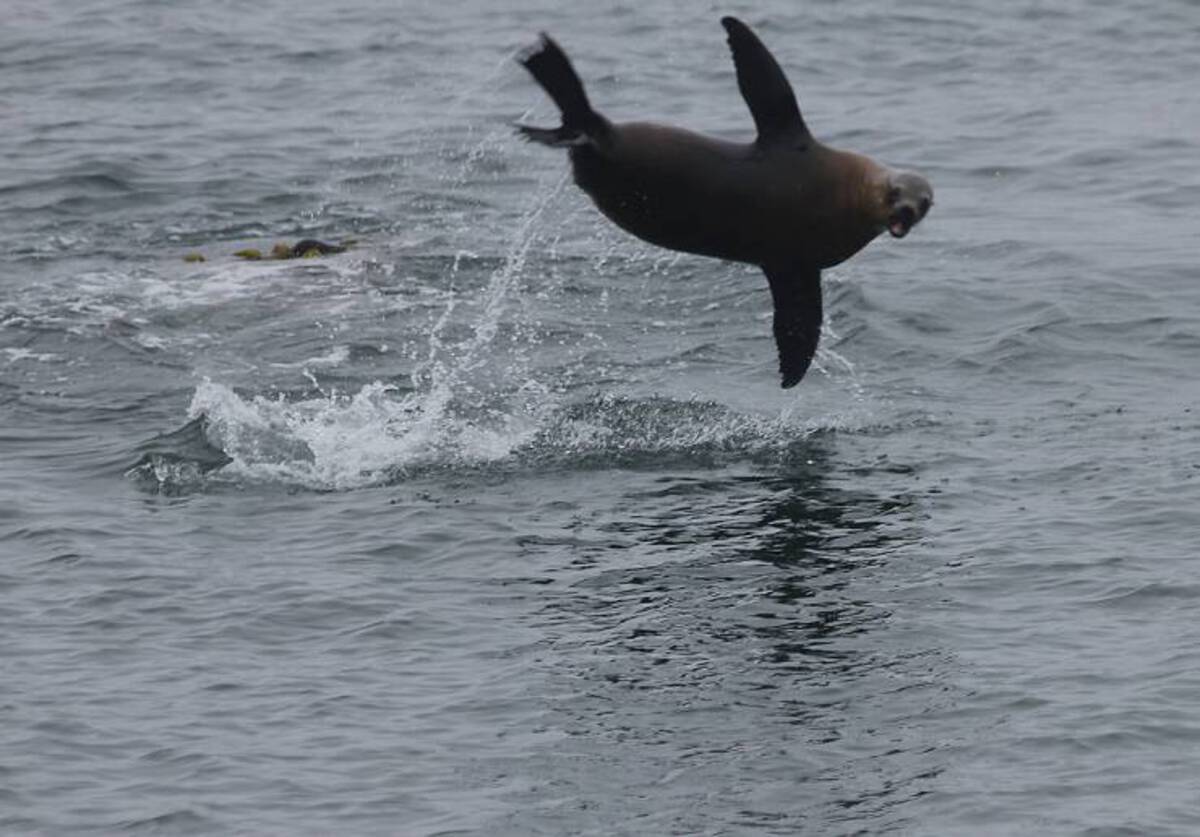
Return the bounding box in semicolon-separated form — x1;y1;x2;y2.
763;263;823;388
720;17;811;150
516;34;608;146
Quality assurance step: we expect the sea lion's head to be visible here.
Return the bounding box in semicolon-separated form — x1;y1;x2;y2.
881;171;933;239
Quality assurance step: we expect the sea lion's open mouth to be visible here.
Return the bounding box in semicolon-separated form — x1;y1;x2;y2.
888;206;916;238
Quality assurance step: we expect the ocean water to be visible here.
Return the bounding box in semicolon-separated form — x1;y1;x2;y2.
3;0;1200;833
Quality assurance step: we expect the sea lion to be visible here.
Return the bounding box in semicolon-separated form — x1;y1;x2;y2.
516;16;933;387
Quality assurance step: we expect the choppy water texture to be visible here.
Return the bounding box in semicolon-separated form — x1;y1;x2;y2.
3;0;1200;833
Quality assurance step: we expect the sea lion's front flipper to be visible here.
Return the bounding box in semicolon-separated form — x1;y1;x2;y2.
720;17;811;150
763;263;822;388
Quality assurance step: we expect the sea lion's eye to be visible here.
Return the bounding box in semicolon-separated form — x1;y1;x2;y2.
918;197;931;216
886;186;901;205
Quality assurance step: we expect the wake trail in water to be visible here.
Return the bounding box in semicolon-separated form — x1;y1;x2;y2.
153;167;568;490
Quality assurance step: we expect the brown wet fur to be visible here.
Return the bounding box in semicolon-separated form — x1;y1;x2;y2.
571;123;890;269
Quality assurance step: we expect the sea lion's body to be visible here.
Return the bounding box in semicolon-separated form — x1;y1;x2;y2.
572;123;885;269
517;17;932;387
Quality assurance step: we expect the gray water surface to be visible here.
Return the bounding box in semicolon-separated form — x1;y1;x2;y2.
3;1;1200;834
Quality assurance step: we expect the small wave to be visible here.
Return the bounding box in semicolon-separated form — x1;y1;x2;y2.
126;415;233;492
268;344;353;370
2;347;60;364
1090;582;1200;609
0;253;373;363
120;808;218;833
1134;182;1200;211
0;170;135;200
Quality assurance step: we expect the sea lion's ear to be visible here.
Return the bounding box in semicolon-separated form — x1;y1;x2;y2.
720;17;812;150
762;263;823;387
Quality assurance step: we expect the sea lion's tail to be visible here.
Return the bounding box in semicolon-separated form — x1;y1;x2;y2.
516;34;607;147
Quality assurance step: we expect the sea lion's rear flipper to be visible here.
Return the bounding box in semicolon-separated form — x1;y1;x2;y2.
763;263;823;388
720;17;812;150
516;34;609;147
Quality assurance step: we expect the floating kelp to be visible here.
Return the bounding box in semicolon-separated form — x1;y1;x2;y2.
186;239;355;263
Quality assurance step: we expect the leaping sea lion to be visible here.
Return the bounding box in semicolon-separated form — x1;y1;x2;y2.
516;16;933;387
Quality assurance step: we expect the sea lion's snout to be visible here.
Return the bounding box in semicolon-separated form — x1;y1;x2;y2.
884;171;933;238
888;205;917;238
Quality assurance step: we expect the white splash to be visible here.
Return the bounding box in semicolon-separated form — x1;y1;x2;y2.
184;171;570;490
